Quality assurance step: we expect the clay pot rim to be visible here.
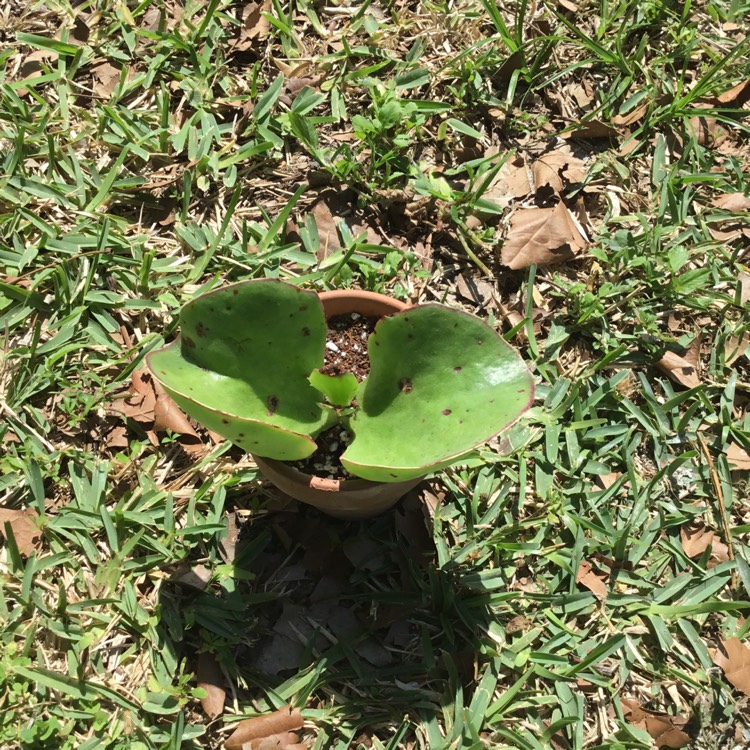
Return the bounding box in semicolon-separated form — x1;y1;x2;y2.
253;454;379;492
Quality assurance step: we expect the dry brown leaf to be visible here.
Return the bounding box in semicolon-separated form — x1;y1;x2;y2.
110;368;203;450
708;223;750;242
16;49;57;96
711;193;750;212
680;523;714;558
612;103;650;127
235;0;271;50
309;197;342;257
716;79;750;107
110;368;158;424
506;615;532;634
455;274;495;308
225;707;304;750
152;380;199;438
496;51;524;82
739;270;750;304
711;638;750;696
197;652;225;719
91;61;120;98
0;508;42;557
594;472;622;490
621;699;690;748
562;120;618;139
680;522;729;565
727;442;750;470
174;564;213;590
478;155;531;213
501;202;586;270
531;150;587;193
67;14;91;45
725;333;749;365
105;424;130;449
655;351;701;389
141;5;163;30
688;114;719;147
575;560;607;600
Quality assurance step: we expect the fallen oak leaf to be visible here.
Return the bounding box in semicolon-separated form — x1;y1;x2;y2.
234;0;272;50
562;119;619;140
575;560;608;600
152;380;200;438
680;522;729;566
501;201;586;270
531;149;587;193
688;113;722;147
710;193;750;212
0;508;42;557
225;706;304;750
90;61;121;98
105;424;130;450
612;102;650;127
474;155;531;216
716;79;750;107
655;351;701;389
621;699;691;748
197;652;225;720
710;638;750;696
727;442;750;470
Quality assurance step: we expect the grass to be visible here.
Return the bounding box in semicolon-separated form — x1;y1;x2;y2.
1;0;750;747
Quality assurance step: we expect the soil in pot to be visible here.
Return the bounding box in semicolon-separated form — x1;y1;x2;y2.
292;313;378;480
320;313;377;379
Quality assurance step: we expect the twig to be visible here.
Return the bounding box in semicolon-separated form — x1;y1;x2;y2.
697;433;739;591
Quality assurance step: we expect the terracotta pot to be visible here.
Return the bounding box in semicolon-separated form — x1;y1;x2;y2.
252;289;422;520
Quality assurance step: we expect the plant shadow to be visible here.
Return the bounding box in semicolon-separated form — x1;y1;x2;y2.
158;481;502;743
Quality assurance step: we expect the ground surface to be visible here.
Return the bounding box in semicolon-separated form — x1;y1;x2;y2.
1;0;750;748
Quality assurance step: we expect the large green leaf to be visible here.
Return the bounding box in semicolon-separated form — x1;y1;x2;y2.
341;304;535;481
147;279;333;460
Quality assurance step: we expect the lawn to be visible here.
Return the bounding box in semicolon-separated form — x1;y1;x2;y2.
1;0;750;748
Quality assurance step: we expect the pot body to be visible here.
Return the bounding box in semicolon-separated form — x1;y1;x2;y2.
252;289;422;520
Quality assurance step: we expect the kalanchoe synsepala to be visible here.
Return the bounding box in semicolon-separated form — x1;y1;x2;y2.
146;279;534;482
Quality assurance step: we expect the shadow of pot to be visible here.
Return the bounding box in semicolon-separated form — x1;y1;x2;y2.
251;289;423;520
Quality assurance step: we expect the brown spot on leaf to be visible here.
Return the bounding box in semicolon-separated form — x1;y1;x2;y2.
267;395;279;416
184;336;196;349
442;409;452;415
454;366;462;372
222;418;229;425
196;322;206;337
233;289;239;295
302;327;311;336
399;378;413;393
299;304;308;311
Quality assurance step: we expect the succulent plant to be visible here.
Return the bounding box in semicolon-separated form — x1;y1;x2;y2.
147;279;534;482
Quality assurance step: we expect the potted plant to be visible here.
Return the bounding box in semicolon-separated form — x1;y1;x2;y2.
146;279;534;519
